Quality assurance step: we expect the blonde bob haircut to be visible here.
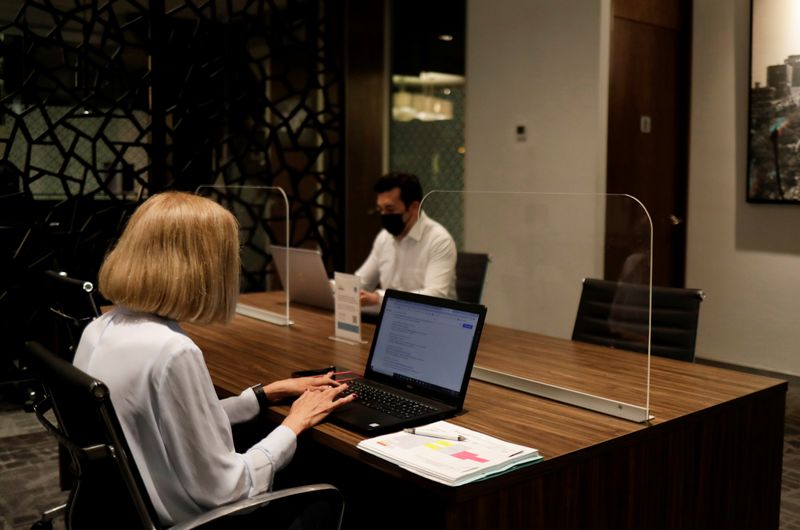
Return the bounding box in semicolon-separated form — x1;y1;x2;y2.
99;191;240;324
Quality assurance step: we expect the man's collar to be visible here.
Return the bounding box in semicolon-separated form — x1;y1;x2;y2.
405;210;427;242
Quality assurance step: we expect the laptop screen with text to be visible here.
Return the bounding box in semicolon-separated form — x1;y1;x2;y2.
367;295;481;399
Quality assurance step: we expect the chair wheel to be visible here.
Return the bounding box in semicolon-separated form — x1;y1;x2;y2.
31;521;53;530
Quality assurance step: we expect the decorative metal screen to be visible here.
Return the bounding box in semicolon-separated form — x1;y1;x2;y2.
0;0;344;362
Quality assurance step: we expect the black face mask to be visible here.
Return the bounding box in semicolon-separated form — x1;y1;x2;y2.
380;213;406;236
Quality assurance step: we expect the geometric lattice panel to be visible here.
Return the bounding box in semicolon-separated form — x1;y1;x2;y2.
163;0;345;283
0;1;152;200
0;0;344;362
0;0;344;275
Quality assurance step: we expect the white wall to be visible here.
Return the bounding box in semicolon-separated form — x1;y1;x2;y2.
464;0;800;376
465;0;609;194
464;0;611;336
688;0;800;375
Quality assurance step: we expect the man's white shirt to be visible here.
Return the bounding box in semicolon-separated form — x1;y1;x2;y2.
355;211;457;305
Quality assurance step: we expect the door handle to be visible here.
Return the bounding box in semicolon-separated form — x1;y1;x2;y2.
669;214;683;226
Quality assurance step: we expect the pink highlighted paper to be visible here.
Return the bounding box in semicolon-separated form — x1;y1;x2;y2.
452;451;488;463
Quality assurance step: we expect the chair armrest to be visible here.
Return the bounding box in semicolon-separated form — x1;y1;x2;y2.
168;483;342;530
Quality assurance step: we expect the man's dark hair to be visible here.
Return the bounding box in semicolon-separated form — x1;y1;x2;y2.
374;172;423;207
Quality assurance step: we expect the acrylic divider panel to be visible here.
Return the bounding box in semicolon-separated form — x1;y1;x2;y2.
420;190;653;422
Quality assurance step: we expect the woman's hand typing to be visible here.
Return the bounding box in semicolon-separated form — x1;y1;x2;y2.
264;372;340;402
281;384;356;435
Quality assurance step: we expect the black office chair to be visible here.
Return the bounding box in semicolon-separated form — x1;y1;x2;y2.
41;270;101;361
455;252;490;304
571;278;705;362
32;271;104;493
25;341;345;530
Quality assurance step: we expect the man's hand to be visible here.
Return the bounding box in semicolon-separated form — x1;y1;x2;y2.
360;290;380;306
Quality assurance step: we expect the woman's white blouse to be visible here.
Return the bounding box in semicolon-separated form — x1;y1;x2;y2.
73;308;296;526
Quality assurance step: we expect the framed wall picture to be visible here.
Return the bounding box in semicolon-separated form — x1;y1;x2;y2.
748;0;800;203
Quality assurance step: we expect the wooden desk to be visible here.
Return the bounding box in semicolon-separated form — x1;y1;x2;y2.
183;293;786;530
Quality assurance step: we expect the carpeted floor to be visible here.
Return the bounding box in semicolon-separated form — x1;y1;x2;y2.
1;373;799;530
0;402;66;530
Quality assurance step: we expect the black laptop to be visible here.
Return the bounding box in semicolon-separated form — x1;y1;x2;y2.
327;289;487;435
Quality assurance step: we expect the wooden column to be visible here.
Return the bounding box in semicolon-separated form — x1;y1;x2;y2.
344;0;386;272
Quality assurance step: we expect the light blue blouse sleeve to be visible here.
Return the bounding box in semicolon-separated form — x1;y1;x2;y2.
154;344;297;508
220;388;260;425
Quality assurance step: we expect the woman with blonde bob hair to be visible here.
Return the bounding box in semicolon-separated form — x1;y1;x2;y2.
74;191;354;528
98;191;241;324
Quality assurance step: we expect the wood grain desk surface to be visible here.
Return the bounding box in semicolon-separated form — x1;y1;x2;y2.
183;292;786;465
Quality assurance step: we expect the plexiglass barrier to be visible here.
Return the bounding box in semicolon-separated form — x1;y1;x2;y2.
421;191;653;422
196;185;292;326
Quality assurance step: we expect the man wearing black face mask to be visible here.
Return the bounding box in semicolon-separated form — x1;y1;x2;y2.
355;172;457;308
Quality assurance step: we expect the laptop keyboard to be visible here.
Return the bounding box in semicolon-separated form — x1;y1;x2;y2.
340;380;439;419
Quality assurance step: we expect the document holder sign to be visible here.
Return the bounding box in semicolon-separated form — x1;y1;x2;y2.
331;272;364;344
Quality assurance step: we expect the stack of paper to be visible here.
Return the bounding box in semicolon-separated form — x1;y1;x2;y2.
356;421;542;486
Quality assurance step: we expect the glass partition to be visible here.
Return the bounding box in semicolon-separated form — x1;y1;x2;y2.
421;191;653;422
196;185;292;326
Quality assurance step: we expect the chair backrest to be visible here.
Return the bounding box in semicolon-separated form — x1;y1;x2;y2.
571;278;704;362
42;270;101;361
455;252;490;304
26;341;161;530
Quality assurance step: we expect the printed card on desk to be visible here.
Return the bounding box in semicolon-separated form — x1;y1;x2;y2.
332;272;363;344
357;421;542;486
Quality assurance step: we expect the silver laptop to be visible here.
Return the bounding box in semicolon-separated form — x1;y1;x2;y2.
270;245;335;311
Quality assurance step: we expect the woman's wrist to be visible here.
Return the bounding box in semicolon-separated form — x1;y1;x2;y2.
281;415;307;436
250;383;271;419
263;381;288;402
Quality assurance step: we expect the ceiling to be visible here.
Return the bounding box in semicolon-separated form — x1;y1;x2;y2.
391;0;465;77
